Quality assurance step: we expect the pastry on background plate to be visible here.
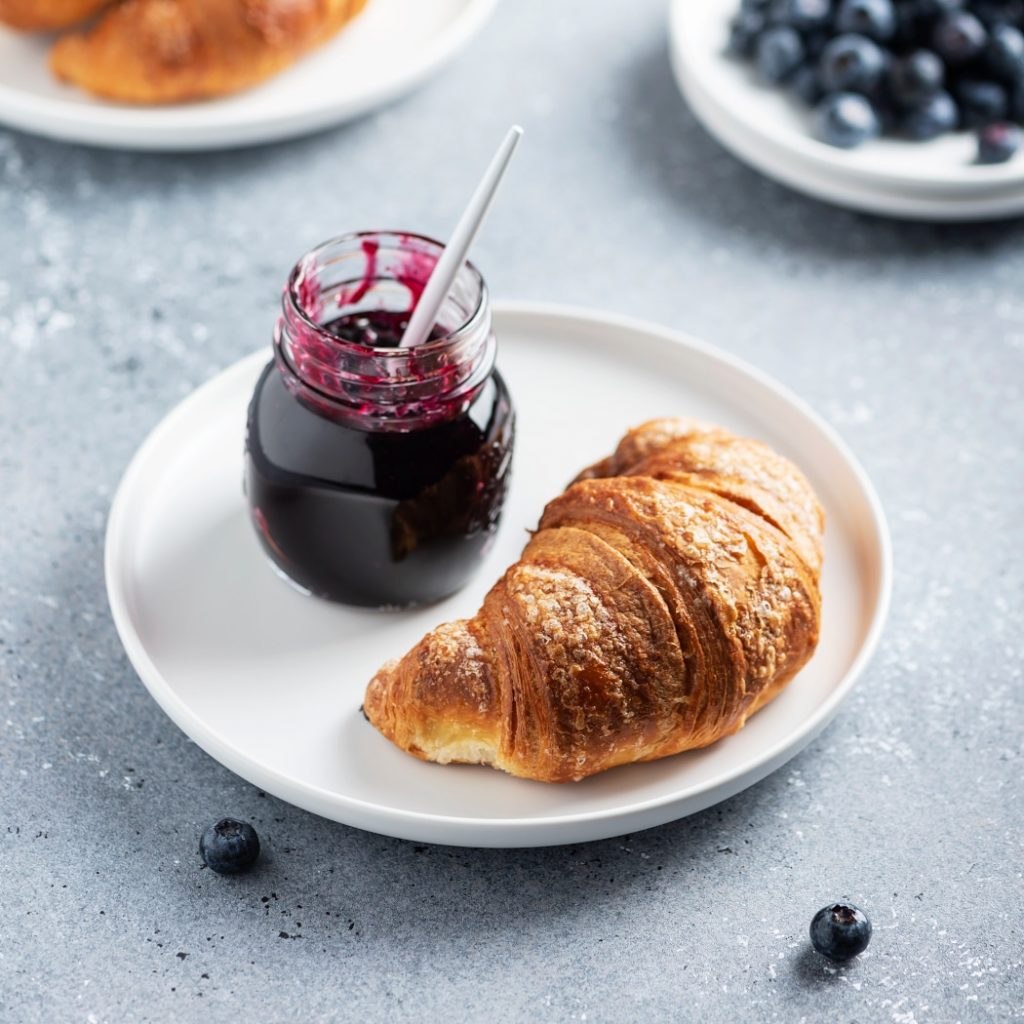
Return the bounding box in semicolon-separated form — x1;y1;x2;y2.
50;0;369;104
364;418;824;783
0;0;110;30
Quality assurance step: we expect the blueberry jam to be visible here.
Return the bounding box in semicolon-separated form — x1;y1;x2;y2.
244;232;514;608
321;310;447;349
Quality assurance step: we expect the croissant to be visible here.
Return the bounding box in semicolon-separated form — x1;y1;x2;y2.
364;418;824;783
50;0;368;104
0;0;110;30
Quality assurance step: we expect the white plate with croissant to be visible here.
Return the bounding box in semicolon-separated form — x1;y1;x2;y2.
0;0;497;150
105;303;891;847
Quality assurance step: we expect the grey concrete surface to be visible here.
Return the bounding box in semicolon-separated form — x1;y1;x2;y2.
1;2;1022;1021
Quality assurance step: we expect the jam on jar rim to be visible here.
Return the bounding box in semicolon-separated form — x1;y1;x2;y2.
274;230;495;434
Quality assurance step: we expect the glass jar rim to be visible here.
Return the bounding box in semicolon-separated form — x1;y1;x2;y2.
285;229;488;357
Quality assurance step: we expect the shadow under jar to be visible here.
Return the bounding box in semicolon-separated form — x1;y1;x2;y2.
244;232;515;608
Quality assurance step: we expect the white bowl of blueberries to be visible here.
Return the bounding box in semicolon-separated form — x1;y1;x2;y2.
669;0;1024;217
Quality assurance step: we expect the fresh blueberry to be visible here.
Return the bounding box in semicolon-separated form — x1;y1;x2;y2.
887;50;945;106
791;64;825;103
901;89;959;138
955;79;1008;126
977;120;1022;161
769;0;833;29
836;0;897;41
819;34;887;93
815;91;882;146
932;12;988;64
199;818;261;875
985;23;1024;81
756;25;806;82
809;902;873;961
727;10;767;58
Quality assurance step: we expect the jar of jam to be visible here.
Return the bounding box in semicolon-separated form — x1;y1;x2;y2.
244;231;515;608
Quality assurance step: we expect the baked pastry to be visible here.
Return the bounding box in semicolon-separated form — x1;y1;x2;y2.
364;418;824;783
50;0;369;104
0;0;110;31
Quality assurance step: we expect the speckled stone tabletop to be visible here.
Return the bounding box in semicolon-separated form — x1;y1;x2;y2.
1;2;1022;1022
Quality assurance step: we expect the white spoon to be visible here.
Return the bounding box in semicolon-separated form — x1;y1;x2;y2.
398;125;523;349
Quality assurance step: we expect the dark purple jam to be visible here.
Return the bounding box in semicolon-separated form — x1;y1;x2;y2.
244;312;513;608
320;310;445;349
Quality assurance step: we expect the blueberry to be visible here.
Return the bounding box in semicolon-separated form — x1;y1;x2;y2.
955;79;1008;126
836;0;897;41
815;91;882;146
901;89;959;137
199;818;260;875
756;25;806;82
809;902;872;961
977;120;1022;161
887;50;945;106
792;64;825;103
819;34;887;93
985;23;1024;81
728;10;767;57
932;12;988;64
769;0;833;29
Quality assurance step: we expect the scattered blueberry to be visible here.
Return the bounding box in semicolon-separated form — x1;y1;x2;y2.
757;25;806;81
199;818;261;875
984;22;1024;79
836;0;898;41
815;91;882;146
955;78;1008;125
932;11;989;63
977;119;1022;159
819;34;888;92
809;902;873;962
901;89;960;137
887;49;945;105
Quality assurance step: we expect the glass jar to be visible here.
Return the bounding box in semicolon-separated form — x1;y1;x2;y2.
244;231;515;608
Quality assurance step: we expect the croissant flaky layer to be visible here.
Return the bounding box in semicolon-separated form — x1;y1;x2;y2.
49;0;368;103
364;419;824;783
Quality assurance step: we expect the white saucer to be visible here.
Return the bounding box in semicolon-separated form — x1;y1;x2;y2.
105;303;891;848
0;0;497;151
670;0;1024;219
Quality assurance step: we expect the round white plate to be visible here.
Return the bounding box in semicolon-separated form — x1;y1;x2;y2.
669;0;1024;215
0;0;497;151
105;303;891;848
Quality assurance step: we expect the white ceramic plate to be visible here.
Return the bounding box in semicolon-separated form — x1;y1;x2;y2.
105;303;891;848
0;0;497;151
669;0;1024;215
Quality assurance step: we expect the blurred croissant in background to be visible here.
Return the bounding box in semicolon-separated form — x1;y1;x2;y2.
0;0;369;103
0;0;110;30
